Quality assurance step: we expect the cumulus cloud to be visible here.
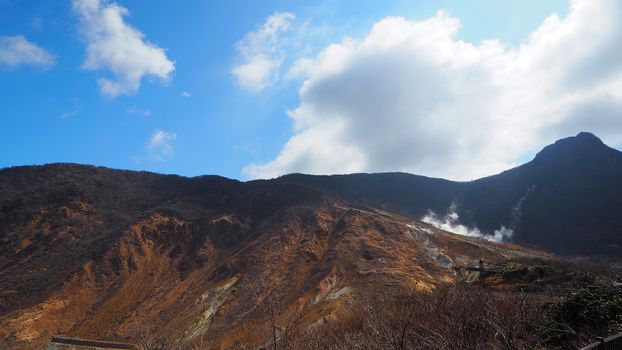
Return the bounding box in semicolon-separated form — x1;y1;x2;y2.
147;130;176;161
422;204;513;242
244;0;622;180
0;35;55;68
72;0;175;97
232;12;295;91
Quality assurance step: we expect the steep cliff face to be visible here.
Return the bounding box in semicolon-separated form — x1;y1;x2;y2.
0;164;546;349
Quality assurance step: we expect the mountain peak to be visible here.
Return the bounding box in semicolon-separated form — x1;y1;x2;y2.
574;131;603;143
533;132;612;163
555;131;605;148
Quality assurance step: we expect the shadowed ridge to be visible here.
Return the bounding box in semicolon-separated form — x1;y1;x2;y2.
533;131;617;165
460;132;622;255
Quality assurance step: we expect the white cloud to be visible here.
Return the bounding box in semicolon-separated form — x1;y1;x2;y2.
244;0;622;180
127;106;151;117
0;35;55;68
72;0;175;97
60;98;81;119
147;130;176;161
181;91;191;97
232;12;295;91
61;108;80;119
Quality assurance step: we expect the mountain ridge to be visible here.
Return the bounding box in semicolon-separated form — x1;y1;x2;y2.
2;132;620;256
277;132;622;255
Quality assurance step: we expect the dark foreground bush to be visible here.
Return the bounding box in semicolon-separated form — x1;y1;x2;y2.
540;284;622;348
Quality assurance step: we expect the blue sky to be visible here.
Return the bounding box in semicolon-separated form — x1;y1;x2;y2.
4;0;621;180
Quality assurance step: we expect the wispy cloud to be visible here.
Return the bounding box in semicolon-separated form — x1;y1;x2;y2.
232;12;295;91
126;106;151;117
0;35;55;68
61;100;81;119
180;91;191;97
72;0;175;97
146;129;176;161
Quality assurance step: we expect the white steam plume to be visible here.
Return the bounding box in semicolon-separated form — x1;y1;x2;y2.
421;204;513;242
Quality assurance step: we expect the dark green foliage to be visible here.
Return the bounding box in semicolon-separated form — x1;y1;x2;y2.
542;284;622;348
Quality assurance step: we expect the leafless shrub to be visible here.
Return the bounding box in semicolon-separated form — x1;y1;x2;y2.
130;279;620;350
281;283;545;350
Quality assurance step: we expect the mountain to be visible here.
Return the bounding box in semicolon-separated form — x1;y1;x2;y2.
459;132;622;255
0;132;621;349
279;132;622;256
0;164;545;349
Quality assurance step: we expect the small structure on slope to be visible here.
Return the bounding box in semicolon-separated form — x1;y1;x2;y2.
46;336;137;350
